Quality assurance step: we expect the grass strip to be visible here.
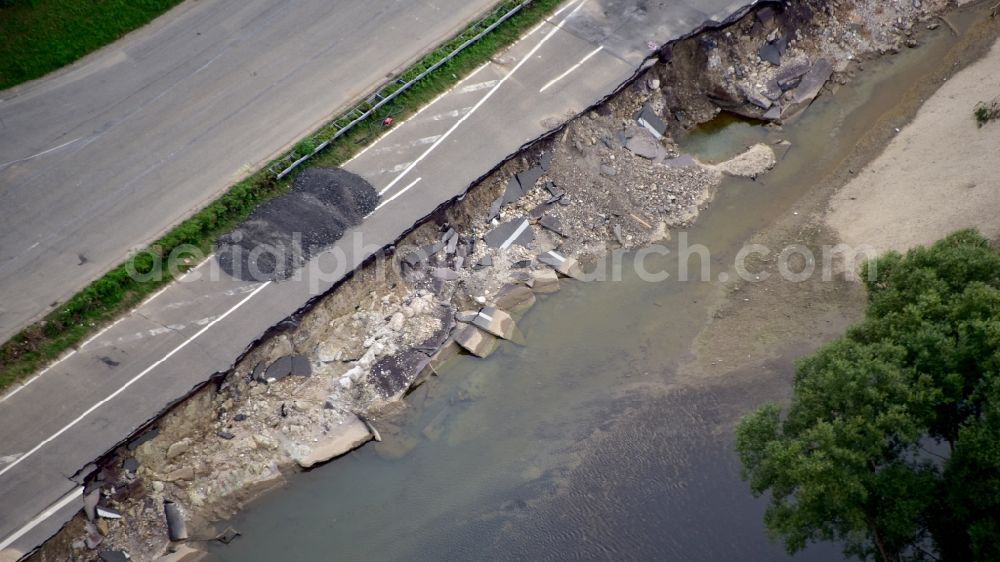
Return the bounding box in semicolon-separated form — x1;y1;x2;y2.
0;0;185;91
0;0;562;391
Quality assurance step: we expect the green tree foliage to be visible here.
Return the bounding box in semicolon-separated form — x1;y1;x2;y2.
736;229;1000;561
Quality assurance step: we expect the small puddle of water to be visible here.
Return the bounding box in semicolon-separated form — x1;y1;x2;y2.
678;111;771;163
206;12;980;561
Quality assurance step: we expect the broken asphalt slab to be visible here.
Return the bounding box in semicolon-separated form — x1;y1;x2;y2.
471;307;517;341
484;218;534;250
635;104;668;139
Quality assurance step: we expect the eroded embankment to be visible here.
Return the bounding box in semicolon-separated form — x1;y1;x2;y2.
27;0;958;560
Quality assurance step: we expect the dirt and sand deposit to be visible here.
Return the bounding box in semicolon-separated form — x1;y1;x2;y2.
28;0;999;560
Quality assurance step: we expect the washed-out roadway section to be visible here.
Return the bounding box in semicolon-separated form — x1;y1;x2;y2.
0;0;754;556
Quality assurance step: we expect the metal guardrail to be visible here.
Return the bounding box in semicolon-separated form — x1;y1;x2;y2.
271;0;532;180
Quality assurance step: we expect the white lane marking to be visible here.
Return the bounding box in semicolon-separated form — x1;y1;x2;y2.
377;0;587;197
371;135;443;156
376;161;413;175
429;106;474;121
0;282;271;480
500;220;531;250
539;45;604;92
345;63;493;167
0;137;83;170
372;177;423;213
87;315;219;349
458;80;498;94
0;486;83;551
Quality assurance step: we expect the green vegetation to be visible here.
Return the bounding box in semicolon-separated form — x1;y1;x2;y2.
974;98;1000;127
0;0;562;391
737;229;1000;562
0;0;184;91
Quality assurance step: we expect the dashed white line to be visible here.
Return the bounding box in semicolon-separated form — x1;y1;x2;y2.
0;281;271;480
539;45;604;92
500;220;531;250
378;0;588;197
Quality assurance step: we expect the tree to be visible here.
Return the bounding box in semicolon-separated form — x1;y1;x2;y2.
736;230;1000;561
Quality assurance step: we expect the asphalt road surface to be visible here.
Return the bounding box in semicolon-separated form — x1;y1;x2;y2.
0;0;499;343
0;0;755;557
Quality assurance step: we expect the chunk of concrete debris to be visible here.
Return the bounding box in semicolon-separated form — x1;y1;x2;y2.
625;129;667;161
471;307;517;340
531;268;560;294
163;499;189;541
99;551;128;562
743;86;773;110
166;438;191;460
494;284;536;313
537;250;584;279
84;521;103;549
713;143;776;177
455;310;479;323
453;324;500;358
84;488;100;522
484;218;534;249
794;58;833;104
635;105;667;140
122;458;139;475
294;414;372;469
763;104;782;121
164;466;194;482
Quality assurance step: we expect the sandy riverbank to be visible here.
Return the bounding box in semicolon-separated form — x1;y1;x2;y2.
827;37;1000;251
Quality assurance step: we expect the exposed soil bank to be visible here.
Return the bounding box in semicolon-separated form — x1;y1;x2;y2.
26;0;994;560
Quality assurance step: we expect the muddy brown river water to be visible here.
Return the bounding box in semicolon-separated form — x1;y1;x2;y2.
205;11;983;560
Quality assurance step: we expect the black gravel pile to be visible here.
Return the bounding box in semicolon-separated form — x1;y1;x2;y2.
216;168;378;281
